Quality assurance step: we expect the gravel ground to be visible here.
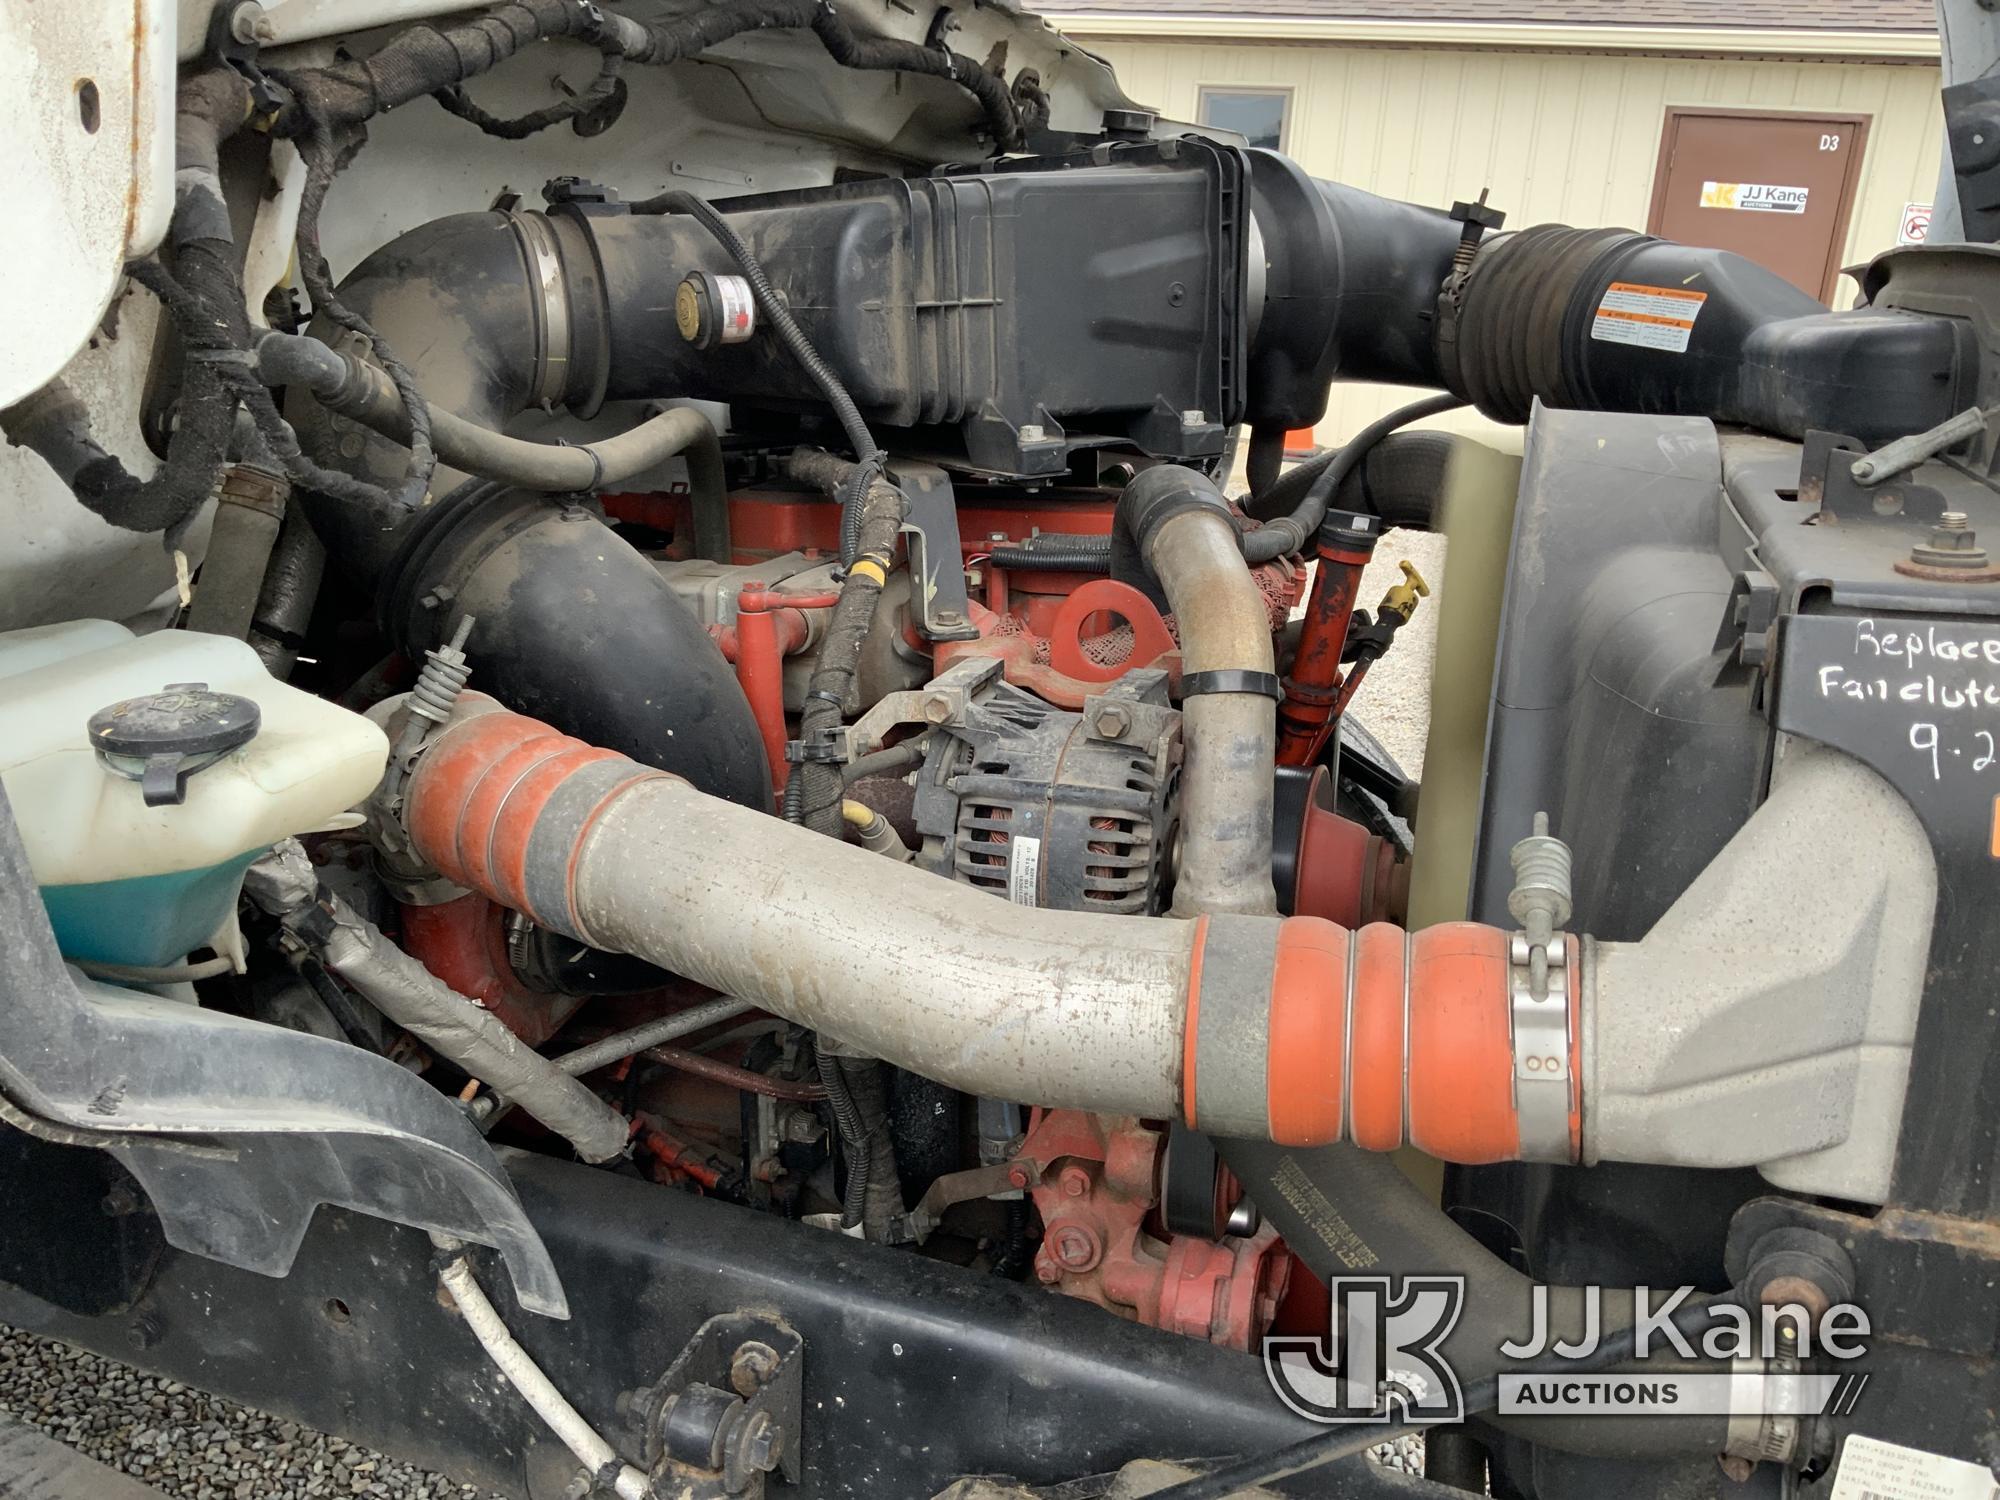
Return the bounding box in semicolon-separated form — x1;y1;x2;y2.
0;1323;501;1500
0;529;1450;1497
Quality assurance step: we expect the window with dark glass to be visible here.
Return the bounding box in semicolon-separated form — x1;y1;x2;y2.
1198;88;1289;151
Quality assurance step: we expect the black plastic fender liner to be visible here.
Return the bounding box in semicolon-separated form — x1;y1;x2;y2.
381;485;772;812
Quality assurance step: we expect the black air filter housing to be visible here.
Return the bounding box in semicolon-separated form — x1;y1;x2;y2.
578;139;1250;475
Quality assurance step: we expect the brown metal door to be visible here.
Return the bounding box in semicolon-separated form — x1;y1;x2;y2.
1648;108;1870;304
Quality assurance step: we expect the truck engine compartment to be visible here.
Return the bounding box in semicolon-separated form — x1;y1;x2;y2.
2;2;1999;1497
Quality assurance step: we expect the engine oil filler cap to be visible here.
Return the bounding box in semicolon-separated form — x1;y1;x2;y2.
89;683;261;807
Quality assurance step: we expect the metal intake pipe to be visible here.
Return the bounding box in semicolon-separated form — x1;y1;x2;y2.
1114;466;1281;917
400;695;1580;1161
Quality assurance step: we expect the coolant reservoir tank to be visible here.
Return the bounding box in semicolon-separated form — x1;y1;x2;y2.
0;621;388;966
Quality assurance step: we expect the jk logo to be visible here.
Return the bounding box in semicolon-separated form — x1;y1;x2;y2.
1262;1276;1467;1424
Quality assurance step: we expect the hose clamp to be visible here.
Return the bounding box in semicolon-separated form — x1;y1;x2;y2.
508;210;572;410
1180;669;1282;701
1508;932;1573;1162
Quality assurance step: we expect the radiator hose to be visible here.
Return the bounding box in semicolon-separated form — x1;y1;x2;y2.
1247;430;1461;531
1214;1142;1733;1459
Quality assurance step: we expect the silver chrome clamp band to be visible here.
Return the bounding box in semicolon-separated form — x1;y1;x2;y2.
509;210;572;410
1509;931;1574;1162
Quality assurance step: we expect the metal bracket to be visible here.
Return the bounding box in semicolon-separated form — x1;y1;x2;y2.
804;657;1003;766
204;2;285;114
890;461;980;643
1799;429;1952;524
887;1159;1042;1245
631;1314;804;1500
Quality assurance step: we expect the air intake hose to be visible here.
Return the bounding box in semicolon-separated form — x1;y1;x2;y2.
1437;224;1972;443
285;211;770;810
400;694;1583;1161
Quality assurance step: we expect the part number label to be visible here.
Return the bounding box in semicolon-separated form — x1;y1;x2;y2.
1830;1435;1998;1500
1006;836;1042;907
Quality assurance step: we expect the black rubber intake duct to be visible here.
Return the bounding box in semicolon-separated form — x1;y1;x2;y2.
289;213;770;811
378;487;772;812
1439;224;1973;444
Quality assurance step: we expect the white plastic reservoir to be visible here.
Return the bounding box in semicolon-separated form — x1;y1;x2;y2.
0;621;388;965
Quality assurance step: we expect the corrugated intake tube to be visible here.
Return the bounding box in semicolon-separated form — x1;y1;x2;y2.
398;695;1581;1162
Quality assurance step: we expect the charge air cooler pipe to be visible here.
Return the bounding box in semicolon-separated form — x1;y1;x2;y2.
1114;465;1283;918
400;694;1581;1160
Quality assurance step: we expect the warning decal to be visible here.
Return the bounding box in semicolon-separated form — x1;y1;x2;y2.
1590;282;1709;353
1701;180;1810;213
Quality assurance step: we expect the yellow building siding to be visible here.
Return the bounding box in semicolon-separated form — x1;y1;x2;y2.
1073;36;1943;442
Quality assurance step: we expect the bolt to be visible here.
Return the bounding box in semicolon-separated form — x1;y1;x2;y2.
1052;1225;1100;1270
1911;509;1989;568
1758;1273;1833;1324
740;1412;781;1474
730;1341;781;1396
921;692;953;724
781;1108;823;1145
1093;704;1130;740
1180;410;1206;428
1006;1165;1030;1190
1018;424;1047;444
1059;1165;1091;1198
1035;1259;1063;1285
229;2;271;46
125;1311;165;1352
935;609;963;626
1929;511;1980;550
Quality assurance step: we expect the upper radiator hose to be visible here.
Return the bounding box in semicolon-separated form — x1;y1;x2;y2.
402;695;1582;1161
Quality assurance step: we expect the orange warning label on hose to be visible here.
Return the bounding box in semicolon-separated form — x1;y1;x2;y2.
1590;281;1708;353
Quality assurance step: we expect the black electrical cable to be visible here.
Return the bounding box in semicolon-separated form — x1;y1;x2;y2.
281;86;439;510
125;260;405;522
987;534;1113;573
1239;392;1467;563
1139;1289;1748;1500
629;189;885;562
434;48;626;138
815;1043;872;1230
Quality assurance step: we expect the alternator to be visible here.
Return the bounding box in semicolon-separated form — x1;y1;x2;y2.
912;670;1181;914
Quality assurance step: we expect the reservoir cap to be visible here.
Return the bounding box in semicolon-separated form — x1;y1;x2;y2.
89;682;261;807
